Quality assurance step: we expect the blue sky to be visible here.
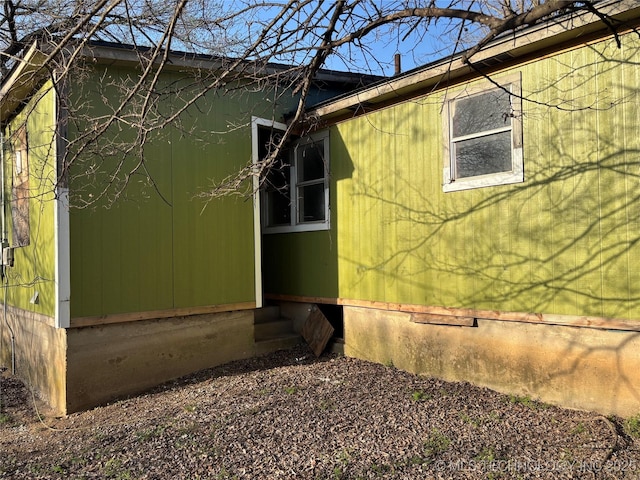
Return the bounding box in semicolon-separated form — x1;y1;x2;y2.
312;17;466;77
232;1;475;78
322;30;442;76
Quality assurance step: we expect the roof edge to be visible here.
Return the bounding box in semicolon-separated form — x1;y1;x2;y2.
81;41;382;86
0;39;382;123
307;0;640;122
0;42;48;124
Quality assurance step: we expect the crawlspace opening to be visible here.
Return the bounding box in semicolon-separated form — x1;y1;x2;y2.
316;303;344;340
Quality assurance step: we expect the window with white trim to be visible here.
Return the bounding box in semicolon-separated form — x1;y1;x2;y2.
11;125;30;246
262;131;330;233
443;74;523;192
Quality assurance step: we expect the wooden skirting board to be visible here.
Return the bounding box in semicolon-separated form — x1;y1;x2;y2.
264;294;640;332
69;302;256;328
411;312;477;327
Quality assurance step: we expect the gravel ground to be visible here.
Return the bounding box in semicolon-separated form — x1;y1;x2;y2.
1;345;639;479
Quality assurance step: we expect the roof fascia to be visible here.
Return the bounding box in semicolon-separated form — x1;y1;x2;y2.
308;0;640;122
81;43;380;87
0;42;49;123
81;43;231;72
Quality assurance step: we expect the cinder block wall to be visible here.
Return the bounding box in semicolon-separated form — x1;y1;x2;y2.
343;306;640;417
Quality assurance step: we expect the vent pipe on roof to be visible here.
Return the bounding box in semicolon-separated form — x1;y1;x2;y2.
394;54;402;76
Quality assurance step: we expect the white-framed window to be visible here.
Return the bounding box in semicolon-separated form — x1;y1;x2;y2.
261;130;330;233
443;73;523;192
11;124;30;247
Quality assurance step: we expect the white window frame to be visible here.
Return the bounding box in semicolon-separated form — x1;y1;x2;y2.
443;73;523;193
262;130;330;234
252;116;289;307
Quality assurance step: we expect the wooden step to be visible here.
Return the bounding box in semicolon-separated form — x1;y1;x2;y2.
254;306;281;324
255;319;296;341
254;333;302;356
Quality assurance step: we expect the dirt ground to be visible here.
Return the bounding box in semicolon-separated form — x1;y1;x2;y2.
1;345;639;479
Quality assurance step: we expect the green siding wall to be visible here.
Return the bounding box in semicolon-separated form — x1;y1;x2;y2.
264;30;640;321
69;66;292;317
2;81;57;317
262;230;339;297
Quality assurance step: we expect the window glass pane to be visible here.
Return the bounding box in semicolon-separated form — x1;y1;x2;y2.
264;154;291;227
297;141;325;182
12;126;30;246
452;88;512;138
258;127;284;161
298;183;325;223
266;190;291;226
264;160;290;190
454;131;512;178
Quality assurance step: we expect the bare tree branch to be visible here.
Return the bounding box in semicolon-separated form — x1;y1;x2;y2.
0;0;623;206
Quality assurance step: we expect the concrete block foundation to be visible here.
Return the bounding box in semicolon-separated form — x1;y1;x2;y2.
343;306;640;417
1;309;254;415
0;309;66;413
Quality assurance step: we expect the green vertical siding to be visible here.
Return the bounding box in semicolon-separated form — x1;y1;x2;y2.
69;66;293;317
69;132;174;315
264;30;640;321
2;81;57;317
169;85;259;308
262;230;338;297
